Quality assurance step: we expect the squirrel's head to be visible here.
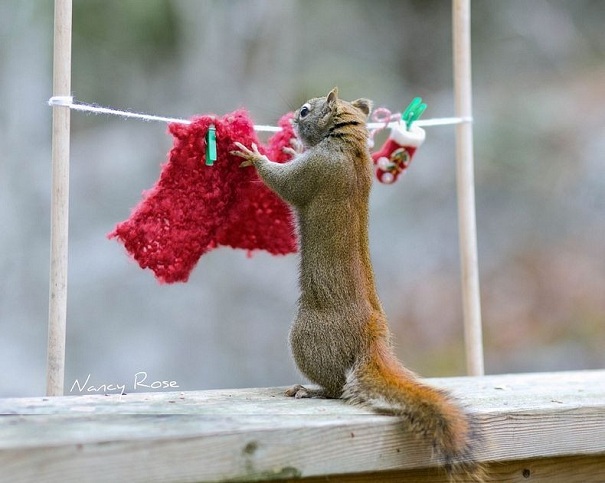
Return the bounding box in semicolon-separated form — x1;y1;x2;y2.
293;87;373;148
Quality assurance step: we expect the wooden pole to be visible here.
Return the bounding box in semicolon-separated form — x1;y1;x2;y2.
452;0;484;376
47;0;72;396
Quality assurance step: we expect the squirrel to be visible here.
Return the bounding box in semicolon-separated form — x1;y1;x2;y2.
233;87;485;481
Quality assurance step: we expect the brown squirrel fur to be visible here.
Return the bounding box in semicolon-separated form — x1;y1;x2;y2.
233;87;485;481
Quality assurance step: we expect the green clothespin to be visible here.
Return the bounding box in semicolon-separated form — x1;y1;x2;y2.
205;124;217;166
401;97;427;130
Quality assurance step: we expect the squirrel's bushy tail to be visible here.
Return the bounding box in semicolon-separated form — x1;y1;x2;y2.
343;341;485;482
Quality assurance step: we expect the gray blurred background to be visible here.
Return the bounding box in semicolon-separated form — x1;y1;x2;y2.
1;0;604;397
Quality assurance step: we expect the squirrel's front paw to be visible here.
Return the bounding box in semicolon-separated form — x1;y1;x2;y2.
231;142;267;167
282;137;304;159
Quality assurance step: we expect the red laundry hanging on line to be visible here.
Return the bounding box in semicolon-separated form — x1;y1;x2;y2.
109;110;297;284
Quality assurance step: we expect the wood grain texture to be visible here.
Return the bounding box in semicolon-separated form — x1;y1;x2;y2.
290;455;605;483
0;370;604;483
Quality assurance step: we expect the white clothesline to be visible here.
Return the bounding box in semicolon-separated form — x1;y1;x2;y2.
48;96;472;132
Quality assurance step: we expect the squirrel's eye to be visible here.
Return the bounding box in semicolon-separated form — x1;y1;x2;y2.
300;104;311;118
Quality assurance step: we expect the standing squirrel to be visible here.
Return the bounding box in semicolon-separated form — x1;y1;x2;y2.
233;87;484;481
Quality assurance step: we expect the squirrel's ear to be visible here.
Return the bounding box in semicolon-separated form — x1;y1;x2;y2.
351;98;373;118
327;87;339;107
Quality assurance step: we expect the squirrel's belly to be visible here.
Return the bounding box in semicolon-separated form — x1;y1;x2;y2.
289;307;364;396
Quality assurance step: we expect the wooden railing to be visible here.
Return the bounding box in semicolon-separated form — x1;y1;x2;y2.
2;370;604;482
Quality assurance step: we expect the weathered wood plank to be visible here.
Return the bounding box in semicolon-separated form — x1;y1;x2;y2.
291;455;605;483
0;370;604;483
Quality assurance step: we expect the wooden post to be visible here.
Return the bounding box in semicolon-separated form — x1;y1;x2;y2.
452;0;484;376
47;0;72;397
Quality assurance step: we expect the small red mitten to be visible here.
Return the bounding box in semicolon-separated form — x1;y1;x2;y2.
371;123;425;184
109;110;297;283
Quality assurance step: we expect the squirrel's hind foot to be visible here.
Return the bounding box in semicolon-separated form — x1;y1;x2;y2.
285;384;330;399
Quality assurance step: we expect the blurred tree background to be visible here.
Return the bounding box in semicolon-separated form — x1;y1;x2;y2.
0;0;603;397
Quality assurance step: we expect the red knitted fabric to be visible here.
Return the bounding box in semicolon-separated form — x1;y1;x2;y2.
109;110;297;283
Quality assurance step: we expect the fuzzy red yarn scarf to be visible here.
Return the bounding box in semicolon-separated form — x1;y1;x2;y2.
109;110;297;283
